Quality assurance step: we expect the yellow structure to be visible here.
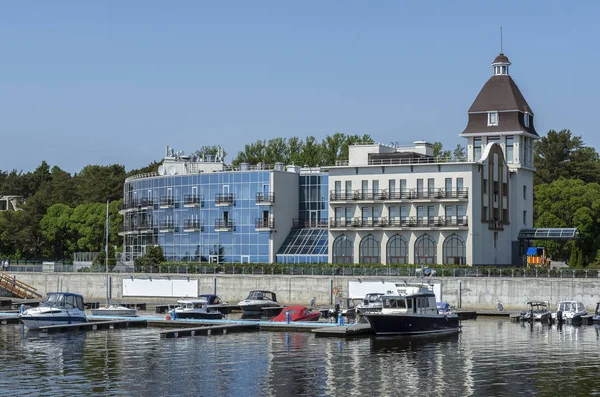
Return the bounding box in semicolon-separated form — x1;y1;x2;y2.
526;247;550;267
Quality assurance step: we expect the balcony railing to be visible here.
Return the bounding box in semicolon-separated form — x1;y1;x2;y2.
329;216;468;228
119;198;155;210
255;218;275;229
184;195;204;207
292;218;328;228
119;223;154;233
160;197;175;207
330;188;469;202
215;219;235;231
215;194;235;206
159;221;175;230
183;220;204;231
256;192;275;204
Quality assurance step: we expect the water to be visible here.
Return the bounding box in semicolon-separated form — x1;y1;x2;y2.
1;318;600;396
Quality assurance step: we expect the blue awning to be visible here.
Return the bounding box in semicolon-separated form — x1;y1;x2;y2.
526;247;539;256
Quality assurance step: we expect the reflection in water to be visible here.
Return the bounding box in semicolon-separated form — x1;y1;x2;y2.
0;319;600;396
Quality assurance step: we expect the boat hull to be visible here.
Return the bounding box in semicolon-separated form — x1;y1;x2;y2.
364;313;460;335
91;307;138;317
174;311;224;320
20;315;88;330
238;302;280;314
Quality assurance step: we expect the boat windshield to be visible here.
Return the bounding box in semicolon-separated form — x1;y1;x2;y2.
383;297;409;309
42;293;83;310
247;291;273;301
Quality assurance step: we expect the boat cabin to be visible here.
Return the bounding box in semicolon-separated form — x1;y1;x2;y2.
198;294;225;305
363;293;384;305
177;300;209;310
246;290;277;302
556;301;586;314
380;285;437;315
43;292;85;311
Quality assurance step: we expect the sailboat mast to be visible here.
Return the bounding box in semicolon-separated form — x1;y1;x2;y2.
105;199;110;307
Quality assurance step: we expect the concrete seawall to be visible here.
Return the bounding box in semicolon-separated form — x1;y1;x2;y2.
11;272;600;311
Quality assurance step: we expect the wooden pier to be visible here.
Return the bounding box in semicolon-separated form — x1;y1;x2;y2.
40;319;148;333
160;323;260;338
312;323;372;338
0;316;20;325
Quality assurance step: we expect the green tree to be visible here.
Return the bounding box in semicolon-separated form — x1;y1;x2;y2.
534;178;600;265
39;204;75;260
74;164;126;204
534;129;600;185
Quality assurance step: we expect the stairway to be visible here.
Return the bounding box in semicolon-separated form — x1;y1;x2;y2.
0;273;42;299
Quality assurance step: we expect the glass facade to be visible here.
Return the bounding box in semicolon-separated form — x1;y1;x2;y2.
298;174;329;225
122;171;272;263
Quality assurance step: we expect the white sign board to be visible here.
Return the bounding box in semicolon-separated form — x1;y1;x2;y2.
348;281;442;301
122;278;198;297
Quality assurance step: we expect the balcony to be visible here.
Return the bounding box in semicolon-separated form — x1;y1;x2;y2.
328;216;469;229
119;223;154;234
256;192;275;205
329;191;356;202
184;195;204;207
183;219;204;232
293;218;328;228
159;220;175;232
441;188;469;200
255;218;275;230
160;196;175;208
387;190;414;201
215;193;235;206
119;198;155;212
215;219;235;231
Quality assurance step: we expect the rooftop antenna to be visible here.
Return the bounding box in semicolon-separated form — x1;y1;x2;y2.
500;26;503;53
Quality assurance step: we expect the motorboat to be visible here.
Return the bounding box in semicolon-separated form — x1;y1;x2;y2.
92;200;138;318
172;299;225;320
436;302;452;315
91;304;137;317
19;292;88;329
198;294;229;309
521;301;552;323
552;300;587;324
237;290;280;314
356;293;384;314
327;296;358;318
271;306;321;322
363;283;460;336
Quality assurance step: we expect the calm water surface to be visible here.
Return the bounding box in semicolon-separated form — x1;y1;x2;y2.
1;318;600;396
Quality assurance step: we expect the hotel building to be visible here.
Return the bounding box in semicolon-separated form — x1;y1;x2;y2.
120;52;536;266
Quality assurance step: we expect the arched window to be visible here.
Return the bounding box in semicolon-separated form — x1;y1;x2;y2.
387;234;408;264
443;234;466;265
414;234;436;264
332;235;353;264
359;234;380;264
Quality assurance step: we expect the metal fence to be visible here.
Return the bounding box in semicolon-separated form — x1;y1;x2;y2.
5;264;600;279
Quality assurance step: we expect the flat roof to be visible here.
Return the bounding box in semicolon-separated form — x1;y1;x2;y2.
518;228;579;240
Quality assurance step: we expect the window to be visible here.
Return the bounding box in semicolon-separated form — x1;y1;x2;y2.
443;234;466;265
523;210;527;225
488;111;499;126
483;206;488;221
483;179;488;194
523;185;527;200
474;138;482;160
506;136;514;163
359;235;380;264
333;235;353;264
414;235;437;264
524;113;530;128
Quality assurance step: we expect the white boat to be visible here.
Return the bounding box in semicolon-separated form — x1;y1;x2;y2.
363;283;460;335
20;292;88;329
356;293;384;314
91;200;138;318
237;290;280;313
551;300;587;324
172;299;225;320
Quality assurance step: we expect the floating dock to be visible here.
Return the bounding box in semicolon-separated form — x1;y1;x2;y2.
161;323;260;338
40;319;148;333
312;323;372;337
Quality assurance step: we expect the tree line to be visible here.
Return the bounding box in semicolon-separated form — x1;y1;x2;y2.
0;130;597;267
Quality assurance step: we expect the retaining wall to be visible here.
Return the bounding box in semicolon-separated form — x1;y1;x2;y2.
10;273;600;311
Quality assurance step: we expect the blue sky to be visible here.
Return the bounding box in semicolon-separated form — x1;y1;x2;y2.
1;1;599;174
